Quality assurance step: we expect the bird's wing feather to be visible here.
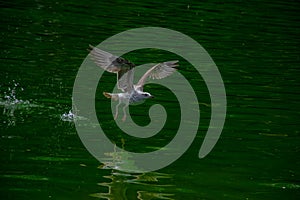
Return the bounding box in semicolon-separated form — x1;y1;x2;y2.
88;45;135;92
117;68;134;92
88;45;121;73
136;60;178;91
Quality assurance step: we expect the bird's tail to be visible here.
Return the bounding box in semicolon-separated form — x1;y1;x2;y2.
103;92;118;101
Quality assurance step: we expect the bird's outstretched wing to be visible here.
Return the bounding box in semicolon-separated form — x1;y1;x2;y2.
88;45;135;92
136;61;179;91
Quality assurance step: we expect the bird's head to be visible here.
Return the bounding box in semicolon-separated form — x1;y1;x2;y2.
140;92;154;100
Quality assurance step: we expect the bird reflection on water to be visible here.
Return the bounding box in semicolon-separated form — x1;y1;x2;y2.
89;140;175;200
90;171;174;200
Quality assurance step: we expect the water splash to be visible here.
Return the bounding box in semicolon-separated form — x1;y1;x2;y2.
60;99;86;122
0;81;31;126
0;81;30;106
60;109;77;122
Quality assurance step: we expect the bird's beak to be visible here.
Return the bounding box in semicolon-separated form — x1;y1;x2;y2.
150;95;155;98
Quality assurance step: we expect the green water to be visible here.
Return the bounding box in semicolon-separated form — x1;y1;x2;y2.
1;0;299;199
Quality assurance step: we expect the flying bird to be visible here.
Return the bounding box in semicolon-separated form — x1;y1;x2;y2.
88;45;178;121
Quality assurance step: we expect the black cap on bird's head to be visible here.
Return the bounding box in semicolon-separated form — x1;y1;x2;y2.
141;92;154;99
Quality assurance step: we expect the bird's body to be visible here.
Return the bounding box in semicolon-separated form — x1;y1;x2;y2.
89;45;178;121
103;86;154;121
104;88;152;104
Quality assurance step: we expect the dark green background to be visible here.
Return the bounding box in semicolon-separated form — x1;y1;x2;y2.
1;0;299;199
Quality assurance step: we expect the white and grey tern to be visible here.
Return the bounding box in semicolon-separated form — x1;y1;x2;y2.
89;45;179;121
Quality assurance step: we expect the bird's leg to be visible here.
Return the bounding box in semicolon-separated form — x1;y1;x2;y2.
114;100;121;120
122;103;129;122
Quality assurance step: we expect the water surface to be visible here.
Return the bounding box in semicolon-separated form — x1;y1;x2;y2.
1;0;299;199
